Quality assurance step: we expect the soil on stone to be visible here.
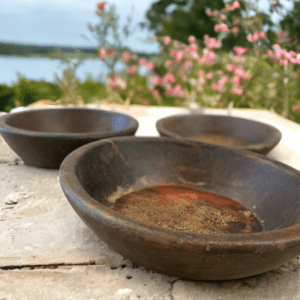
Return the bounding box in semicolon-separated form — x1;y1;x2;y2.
110;185;262;234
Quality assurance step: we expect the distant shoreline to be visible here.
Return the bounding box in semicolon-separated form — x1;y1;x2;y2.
0;41;157;59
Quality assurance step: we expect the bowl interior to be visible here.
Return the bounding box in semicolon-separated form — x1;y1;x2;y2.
74;138;300;233
157;115;280;146
5;108;134;134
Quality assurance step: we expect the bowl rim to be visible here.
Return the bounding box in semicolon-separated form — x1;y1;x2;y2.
59;136;300;250
156;114;282;152
0;107;139;139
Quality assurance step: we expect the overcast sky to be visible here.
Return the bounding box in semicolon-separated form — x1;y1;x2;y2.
0;0;158;52
0;0;295;53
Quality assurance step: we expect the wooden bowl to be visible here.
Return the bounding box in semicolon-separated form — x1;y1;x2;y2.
156;114;282;154
0;108;138;168
59;137;300;280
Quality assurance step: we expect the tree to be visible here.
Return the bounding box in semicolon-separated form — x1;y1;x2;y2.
144;0;225;44
143;0;277;50
279;2;300;51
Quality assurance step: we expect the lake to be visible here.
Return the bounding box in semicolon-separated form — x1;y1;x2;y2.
0;56;122;85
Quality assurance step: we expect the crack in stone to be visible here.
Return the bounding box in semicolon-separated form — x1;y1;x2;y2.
0;261;98;271
168;279;178;300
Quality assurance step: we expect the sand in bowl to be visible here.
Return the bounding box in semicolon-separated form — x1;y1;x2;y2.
110;185;262;234
187;133;249;147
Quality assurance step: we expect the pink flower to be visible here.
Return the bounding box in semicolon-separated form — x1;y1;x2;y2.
292;58;300;64
198;70;205;78
146;62;154;70
126;66;137;75
220;23;229;32
198;56;206;64
164;36;171;46
176;51;184;62
152;88;161;100
190;51;199;59
211;83;219;91
214;24;221;32
121;51;130;62
280;59;289;66
220;15;227;20
162;73;176;84
139;59;147;66
226;64;236;72
215;24;228;33
259;31;266;39
166;85;173;95
234;56;242;62
204;35;222;49
231;87;243;95
150;76;161;86
225;3;233;11
267;49;274;57
110;81;117;89
184;60;193;69
234;67;247;78
233;46;248;56
178;70;184;77
111;75;127;90
164;60;173;68
99;49;106;58
170;50;176;57
273;44;281;52
97;2;105;10
232;27;239;37
206;72;213;79
219;75;229;85
212;10;218;17
206;10;213;16
188;36;196;43
207;50;216;61
105;49;115;56
232;76;241;86
190;43;198;52
233;1;241;9
253;32;260;42
247;34;253;42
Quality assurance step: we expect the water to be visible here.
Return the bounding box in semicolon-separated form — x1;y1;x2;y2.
0;56;118;85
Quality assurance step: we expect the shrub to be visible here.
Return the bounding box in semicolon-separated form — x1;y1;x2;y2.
0;84;16;112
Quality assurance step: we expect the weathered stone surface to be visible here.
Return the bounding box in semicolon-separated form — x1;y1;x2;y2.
2;108;300;300
0;164;126;268
0;265;173;300
0;112;22;165
172;259;300;300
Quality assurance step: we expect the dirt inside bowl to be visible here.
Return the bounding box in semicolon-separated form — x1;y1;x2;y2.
110;185;262;234
186;133;249;146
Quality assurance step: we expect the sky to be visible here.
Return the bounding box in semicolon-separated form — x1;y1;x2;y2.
0;0;295;54
0;0;159;53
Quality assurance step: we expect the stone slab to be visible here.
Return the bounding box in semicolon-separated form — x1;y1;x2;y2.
2;107;300;299
1;260;300;300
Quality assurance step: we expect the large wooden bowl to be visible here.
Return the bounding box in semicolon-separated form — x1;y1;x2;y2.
59;137;300;280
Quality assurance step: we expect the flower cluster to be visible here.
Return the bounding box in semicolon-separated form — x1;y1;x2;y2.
268;44;300;66
247;31;266;42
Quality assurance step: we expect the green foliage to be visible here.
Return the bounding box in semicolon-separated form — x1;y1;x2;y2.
279;2;300;51
117;73;160;106
13;76;62;107
0;85;16;112
145;0;225;44
78;77;107;103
